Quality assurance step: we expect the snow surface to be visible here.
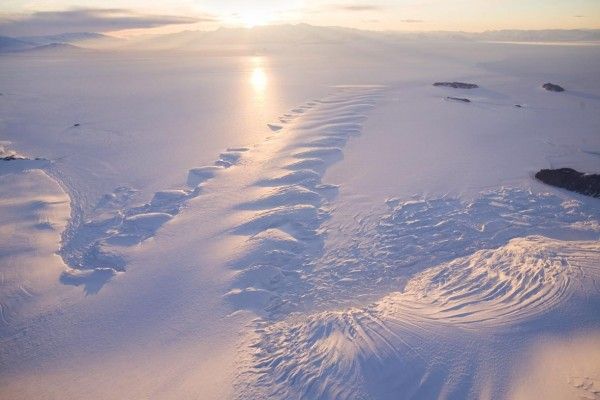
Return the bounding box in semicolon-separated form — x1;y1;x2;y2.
1;28;599;399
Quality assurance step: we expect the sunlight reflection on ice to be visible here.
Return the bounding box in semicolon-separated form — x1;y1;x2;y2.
250;57;268;97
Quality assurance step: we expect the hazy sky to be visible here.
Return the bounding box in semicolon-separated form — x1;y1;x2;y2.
1;0;599;36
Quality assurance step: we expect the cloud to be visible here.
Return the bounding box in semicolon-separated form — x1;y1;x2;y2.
401;19;424;23
334;5;383;12
0;8;211;36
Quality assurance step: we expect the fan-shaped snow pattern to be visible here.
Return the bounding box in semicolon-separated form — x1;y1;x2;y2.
391;236;584;326
238;237;600;400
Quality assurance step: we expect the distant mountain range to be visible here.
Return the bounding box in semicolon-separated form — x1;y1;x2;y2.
2;26;599;53
0;36;34;52
17;32;113;46
128;25;600;50
405;29;600;42
127;24;378;50
0;32;120;53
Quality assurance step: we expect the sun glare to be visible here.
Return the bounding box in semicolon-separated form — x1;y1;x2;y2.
251;66;267;92
249;57;269;105
240;10;271;28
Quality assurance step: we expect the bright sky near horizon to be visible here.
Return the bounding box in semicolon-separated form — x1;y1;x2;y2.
1;0;599;36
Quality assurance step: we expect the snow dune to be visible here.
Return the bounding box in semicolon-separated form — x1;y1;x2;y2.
0;164;70;321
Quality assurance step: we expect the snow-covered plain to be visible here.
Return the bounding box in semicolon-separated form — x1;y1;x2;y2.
1;27;599;399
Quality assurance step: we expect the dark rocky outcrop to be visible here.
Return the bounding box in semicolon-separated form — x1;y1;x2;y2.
535;168;600;198
446;96;471;103
1;154;45;162
542;83;565;92
434;82;479;89
1;155;25;161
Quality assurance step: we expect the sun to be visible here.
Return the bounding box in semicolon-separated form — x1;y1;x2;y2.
239;10;272;28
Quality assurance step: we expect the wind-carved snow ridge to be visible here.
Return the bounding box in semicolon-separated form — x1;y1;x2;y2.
241;237;600;400
59;147;250;291
58;85;384;294
223;86;385;315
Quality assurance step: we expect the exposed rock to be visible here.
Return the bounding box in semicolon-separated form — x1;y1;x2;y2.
434;82;479;89
542;83;565;92
1;155;25;161
73;123;81;127
446;96;471;103
514;104;523;108
535;168;600;198
1;155;45;162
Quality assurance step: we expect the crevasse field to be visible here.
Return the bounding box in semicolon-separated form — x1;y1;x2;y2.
1;27;600;399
